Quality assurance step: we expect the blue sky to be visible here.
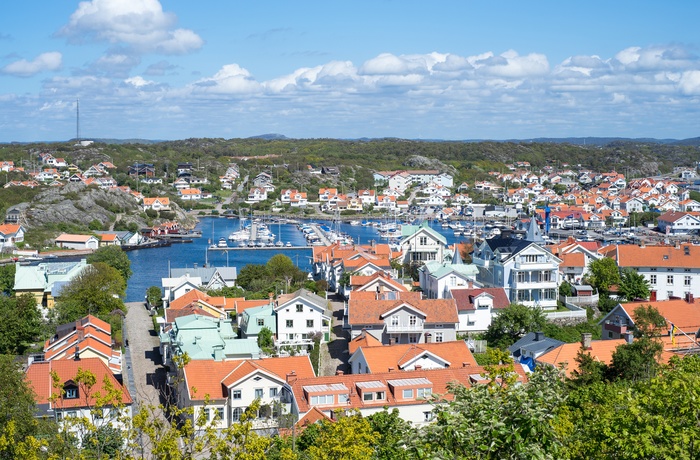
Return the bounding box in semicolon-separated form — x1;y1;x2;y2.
1;0;699;142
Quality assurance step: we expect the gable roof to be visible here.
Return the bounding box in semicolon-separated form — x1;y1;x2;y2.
26;357;132;409
351;341;477;373
615;244;700;269
348;329;384;354
450;287;510;312
348;294;458;325
182;356;315;400
276;289;328;312
508;332;566;359
601;298;700;334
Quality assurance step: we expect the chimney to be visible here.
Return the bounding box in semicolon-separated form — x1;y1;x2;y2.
686;292;694;304
581;333;592;350
534;331;544;342
468;280;473;289
268;292;274;305
335;370;344;376
388;367;395;372
462;362;470;367
650;290;657;302
285;371;297;384
623;331;634;344
73;345;80;360
415;365;422;371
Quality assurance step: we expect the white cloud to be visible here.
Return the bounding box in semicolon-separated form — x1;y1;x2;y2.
614;45;697;71
59;0;203;55
1;52;62;77
192;64;262;95
125;76;155;88
473;50;549;78
678;70;700;95
359;53;429;76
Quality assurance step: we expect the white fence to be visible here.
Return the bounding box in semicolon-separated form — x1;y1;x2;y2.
544;301;588;321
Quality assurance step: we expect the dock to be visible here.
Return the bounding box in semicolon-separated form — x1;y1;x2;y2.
307;223;333;246
208;245;311;251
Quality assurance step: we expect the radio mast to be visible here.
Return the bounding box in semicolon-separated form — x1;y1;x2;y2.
76;99;80;143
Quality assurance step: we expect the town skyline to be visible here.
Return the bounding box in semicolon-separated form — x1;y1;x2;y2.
1;0;699;142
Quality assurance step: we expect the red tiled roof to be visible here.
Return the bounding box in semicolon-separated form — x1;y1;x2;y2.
348;330;383;354
182;356;315;401
26;358;132;408
348;295;458;325
450;287;511;312
354;341;477;373
290;365;528;414
616;244;700;269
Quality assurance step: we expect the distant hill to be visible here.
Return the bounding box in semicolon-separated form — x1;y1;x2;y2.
247;133;288;140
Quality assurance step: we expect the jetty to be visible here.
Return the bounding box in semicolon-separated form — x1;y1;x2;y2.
208;245;310;251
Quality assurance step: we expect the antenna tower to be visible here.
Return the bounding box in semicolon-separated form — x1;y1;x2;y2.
76;99;80;143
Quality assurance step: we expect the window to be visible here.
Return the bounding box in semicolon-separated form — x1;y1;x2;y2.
232;390;241;400
650;275;657;285
375;391;385;400
337;393;349;403
296;304;304;313
409;334;418;343
517;271;526;283
310;394;333;405
363;392;374;401
417;387;432;398
543;289;556;300
402;389;414;399
269;388;278;398
539;271;552;282
449;275;457;286
667;268;674;272
667;275;674;285
685;276;692;286
517;290;529;302
65;388;78;399
254;388;264;399
391;316;399;326
419;236;427;245
685;268;691;273
608;331;613;339
216;407;224;420
66;411;77;418
435;332;444;343
286;319;293;328
257;319;264;327
231;407;243;422
650;268;657;271
409;315;417;326
424;411;433;422
523;254;538;263
306;319;314;328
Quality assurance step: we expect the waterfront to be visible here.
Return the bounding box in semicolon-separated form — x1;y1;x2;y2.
125;217;472;301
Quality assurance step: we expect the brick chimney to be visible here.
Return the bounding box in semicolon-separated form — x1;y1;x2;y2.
468;280;473;289
415;365;422;371
581;333;592;350
462;362;470;367
388;367;395;372
686;292;694;304
285;371;297;384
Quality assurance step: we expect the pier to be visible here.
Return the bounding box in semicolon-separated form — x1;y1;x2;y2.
208;245;311;251
307;223;333;246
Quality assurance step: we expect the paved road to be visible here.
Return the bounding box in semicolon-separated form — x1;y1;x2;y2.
320;293;351;376
124;301;167;407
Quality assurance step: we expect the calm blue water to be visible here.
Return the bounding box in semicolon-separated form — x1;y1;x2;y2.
125;217;471;301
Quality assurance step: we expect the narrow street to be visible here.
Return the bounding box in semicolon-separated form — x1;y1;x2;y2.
320;292;351;376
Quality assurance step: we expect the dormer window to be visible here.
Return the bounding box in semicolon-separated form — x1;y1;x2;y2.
65;387;78;399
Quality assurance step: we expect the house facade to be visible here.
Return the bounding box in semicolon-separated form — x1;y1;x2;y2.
398;223;447;264
274;289;332;346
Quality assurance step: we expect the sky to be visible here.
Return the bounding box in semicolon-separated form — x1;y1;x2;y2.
1;0;699;142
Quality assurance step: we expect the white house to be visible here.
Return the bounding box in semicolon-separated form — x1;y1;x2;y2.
472;222;560;309
418;249;479;299
55;233;100;250
274;289;332;346
179;356;315;431
657;211;700;235
448;286;511;333
348;340;477;375
606;243;700;301
247;187;268;203
0;223;25;250
398;222;448;264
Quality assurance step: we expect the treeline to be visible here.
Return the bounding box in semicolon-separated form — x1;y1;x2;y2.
2;353;699;459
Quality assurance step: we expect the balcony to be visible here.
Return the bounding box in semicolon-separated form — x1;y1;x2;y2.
386;323;424;333
603;321;628;334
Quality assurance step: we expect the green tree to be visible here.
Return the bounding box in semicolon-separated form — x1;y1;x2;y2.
484;303;547;349
306;412;378;460
56;262;126;324
366;408;414;460
587;257;620;296
237;264;272;291
87;245;132;282
0;294;42;355
617;268;651;301
568;347;607;388
146;285;163;308
419;366;565;459
258;326;274;350
0;264;15;296
0;354;39;458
